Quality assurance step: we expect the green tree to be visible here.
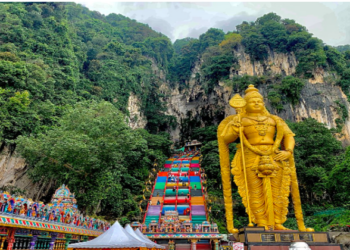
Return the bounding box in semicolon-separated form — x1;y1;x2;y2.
201;46;237;93
199;28;225;53
173;37;196;54
17;101;173;220
328;147;350;205
287;118;344;204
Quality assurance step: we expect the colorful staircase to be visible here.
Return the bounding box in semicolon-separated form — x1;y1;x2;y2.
143;153;208;227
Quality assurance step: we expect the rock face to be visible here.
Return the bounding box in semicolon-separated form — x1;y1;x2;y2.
0;146;41;198
163;46;350;145
127;93;147;129
333;233;350;250
234;45;297;76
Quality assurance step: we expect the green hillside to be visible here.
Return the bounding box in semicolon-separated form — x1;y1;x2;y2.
0;3;350;229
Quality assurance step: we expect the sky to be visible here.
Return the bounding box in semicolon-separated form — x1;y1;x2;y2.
74;1;350;46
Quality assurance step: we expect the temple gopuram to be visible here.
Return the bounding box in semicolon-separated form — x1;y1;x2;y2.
132;141;224;250
0;185;109;250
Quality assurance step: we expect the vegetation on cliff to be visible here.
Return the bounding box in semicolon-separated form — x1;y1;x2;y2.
1;3;350;229
0;2;174;222
0;2;175;147
169;12;350;104
17;101;172;221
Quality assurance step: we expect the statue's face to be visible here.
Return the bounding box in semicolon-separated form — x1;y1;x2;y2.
246;97;264;113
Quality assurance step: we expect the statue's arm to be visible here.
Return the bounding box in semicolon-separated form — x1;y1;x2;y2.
283;135;295;151
274;118;295;161
217;115;239;233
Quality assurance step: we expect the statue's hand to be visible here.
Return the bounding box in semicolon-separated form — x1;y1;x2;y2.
230;116;241;127
273;150;291;161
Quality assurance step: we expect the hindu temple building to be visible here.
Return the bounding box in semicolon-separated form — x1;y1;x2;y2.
132;140;223;250
0;185;109;250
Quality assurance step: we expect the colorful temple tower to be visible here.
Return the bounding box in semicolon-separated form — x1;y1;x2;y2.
0;185;109;250
138;141;222;250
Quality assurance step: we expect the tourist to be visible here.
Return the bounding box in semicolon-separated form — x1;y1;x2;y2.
194;184;197;190
157;200;160;205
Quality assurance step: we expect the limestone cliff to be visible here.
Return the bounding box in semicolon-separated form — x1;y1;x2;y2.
0;146;42;199
163;45;350;145
1;46;350;194
127;93;147;129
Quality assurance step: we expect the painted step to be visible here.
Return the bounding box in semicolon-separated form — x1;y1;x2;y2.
165;189;177;196
190;176;201;182
147;205;161;215
151;197;163;205
152;189;164;196
154;182;165;189
191;197;204;205
178;189;189;196
157;176;167;182
190;189;203;196
190;182;201;189
191;205;206;215
162;205;175;215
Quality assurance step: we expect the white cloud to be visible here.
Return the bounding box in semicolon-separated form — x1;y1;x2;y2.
74;1;350;46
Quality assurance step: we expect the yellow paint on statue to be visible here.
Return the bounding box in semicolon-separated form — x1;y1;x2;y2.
217;85;314;233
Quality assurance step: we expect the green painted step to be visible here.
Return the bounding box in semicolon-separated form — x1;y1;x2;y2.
166;161;173;164
155;182;166;189
191;160;199;163
192;215;207;220
177;189;189;196
190;182;201;189
146;215;159;219
165;189;177;196
171;168;179;172
145;215;159;223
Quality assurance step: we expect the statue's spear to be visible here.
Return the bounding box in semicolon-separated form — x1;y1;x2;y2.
229;94;254;227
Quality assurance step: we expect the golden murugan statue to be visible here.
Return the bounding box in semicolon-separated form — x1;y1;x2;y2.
217;84;314;233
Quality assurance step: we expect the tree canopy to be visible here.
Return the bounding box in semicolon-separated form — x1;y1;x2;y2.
17;101;172;221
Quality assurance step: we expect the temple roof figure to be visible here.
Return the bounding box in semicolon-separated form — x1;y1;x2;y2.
51;184;77;209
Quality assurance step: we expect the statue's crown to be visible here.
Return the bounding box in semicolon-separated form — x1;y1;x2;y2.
244;84;263;101
245;84;259;94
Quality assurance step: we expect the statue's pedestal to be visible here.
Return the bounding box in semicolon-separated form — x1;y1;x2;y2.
236;227;342;250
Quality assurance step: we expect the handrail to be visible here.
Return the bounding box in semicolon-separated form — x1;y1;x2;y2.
159;162;170;224
176;160;183;212
143;173;157;224
198;162;209;222
188;156;192;222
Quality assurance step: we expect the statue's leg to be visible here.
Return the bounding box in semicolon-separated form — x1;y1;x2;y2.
272;161;291;230
288;158;314;232
234;150;268;227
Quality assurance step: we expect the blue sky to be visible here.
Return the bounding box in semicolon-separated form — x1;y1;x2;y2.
75;2;350;46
